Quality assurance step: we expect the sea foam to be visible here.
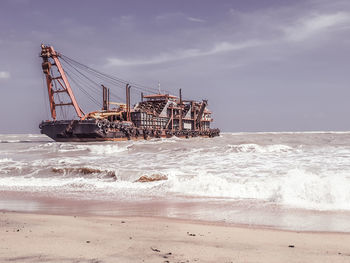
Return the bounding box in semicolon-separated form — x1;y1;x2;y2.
1;132;350;212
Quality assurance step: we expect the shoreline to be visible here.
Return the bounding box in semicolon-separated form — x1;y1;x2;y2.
1;211;350;263
2;190;350;233
2;209;350;236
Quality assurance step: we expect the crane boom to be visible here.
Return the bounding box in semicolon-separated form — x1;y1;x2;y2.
40;44;84;120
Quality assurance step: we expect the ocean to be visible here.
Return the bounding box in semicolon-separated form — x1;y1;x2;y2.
1;132;350;232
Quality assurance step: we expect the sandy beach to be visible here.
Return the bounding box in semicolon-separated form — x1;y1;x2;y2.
1;211;350;263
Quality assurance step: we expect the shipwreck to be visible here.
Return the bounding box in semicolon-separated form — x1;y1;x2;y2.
39;44;220;141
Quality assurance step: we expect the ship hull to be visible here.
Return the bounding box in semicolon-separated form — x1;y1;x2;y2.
39;120;220;142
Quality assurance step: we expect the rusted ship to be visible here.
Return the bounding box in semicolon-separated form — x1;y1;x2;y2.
39;45;220;141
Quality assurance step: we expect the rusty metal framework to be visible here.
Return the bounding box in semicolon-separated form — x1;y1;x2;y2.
40;44;84;120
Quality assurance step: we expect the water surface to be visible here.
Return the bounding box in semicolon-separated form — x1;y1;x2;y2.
1;132;350;231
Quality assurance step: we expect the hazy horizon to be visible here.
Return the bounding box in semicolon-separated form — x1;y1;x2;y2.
1;0;350;133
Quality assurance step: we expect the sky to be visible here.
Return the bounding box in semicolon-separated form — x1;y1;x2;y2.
1;0;350;133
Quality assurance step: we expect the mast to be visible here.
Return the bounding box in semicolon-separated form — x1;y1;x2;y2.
179;89;183;131
125;83;131;121
40;44;84;120
102;84;109;111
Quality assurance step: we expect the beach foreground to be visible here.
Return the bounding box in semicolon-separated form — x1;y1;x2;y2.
1;212;350;263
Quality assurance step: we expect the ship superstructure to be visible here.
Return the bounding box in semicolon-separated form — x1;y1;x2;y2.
39;45;220;141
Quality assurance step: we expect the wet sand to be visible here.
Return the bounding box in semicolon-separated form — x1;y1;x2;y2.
2;191;350;232
1;211;350;263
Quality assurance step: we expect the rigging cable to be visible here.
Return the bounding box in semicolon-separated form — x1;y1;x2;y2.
62;60;105;98
61;57;125;102
65;71;102;108
60;54;173;94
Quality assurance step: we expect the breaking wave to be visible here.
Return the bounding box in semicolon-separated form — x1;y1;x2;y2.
161;169;350;211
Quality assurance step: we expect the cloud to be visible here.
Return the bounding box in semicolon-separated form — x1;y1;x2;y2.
119;15;134;27
107;40;261;66
187;17;205;23
284;12;350;41
155;12;183;22
155;13;205;24
0;71;10;79
106;7;350;69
